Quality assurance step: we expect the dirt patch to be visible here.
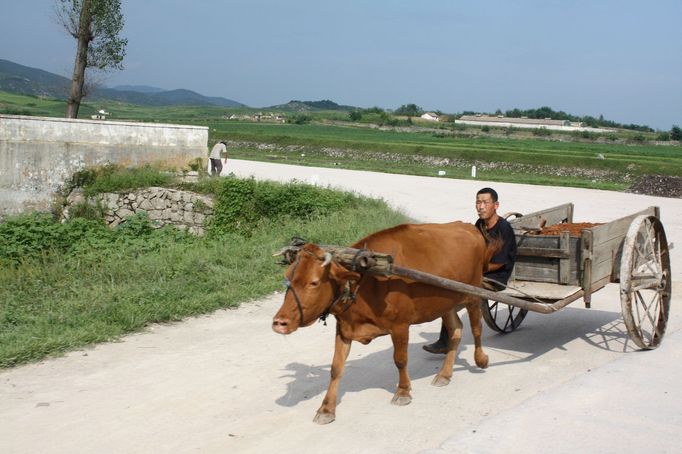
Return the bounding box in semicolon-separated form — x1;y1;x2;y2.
536;222;603;237
626;175;682;198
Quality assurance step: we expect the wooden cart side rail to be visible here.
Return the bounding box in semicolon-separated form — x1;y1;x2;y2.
582;206;659;285
509;203;574;231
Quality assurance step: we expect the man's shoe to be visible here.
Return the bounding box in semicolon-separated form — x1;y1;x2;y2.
422;341;447;354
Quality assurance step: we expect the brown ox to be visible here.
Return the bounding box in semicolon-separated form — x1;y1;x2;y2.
272;222;496;424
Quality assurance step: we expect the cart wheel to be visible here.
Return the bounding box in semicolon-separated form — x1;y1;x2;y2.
481;299;528;333
620;215;671;350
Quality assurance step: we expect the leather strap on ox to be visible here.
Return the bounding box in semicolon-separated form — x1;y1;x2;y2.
283;251;362;326
283;256;305;325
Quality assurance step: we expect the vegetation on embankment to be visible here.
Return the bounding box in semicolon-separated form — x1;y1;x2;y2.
0;167;409;368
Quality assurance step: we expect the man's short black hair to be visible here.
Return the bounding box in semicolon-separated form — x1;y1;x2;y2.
477;187;498;202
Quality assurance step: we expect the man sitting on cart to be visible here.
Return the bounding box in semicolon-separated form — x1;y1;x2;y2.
423;187;517;354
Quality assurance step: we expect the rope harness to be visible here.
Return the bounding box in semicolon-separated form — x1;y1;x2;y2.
283;249;363;326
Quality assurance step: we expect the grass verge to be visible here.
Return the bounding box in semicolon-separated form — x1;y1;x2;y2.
0;182;408;368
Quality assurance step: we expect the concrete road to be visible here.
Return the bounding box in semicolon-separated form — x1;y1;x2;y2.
1;160;680;454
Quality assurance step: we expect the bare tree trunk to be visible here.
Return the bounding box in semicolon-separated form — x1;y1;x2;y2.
66;0;92;119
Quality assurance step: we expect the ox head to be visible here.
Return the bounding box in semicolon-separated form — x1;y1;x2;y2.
272;243;359;335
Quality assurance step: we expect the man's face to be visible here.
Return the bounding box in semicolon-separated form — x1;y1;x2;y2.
476;193;498;222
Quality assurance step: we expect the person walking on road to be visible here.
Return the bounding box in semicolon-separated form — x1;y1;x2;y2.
209;141;227;176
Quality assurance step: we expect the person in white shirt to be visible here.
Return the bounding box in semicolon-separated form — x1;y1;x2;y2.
209;141;227;176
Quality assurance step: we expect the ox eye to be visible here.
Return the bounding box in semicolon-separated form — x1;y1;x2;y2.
309;280;320;287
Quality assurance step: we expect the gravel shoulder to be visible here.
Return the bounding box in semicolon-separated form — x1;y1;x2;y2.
1;160;680;454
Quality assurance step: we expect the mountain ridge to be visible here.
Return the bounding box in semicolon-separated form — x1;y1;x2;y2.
267;99;356;111
0;59;245;107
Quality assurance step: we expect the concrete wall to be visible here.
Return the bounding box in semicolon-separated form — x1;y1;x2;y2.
0;114;208;219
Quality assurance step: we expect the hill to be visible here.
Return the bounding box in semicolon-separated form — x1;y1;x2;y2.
268;99;356;112
0;59;71;98
0;59;245;107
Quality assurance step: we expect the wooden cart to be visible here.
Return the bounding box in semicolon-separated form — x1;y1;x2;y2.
307;204;671;350
479;204;671;350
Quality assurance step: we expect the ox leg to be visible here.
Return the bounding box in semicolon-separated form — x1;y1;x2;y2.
390;325;412;406
467;299;489;369
432;310;462;387
314;329;351;425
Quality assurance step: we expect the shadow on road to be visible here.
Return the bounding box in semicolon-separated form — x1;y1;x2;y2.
275;306;633;408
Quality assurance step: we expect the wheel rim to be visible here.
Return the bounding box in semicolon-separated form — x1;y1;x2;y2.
620;215;671;349
481;299;528;333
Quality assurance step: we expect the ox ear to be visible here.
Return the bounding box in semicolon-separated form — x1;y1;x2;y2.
329;262;361;283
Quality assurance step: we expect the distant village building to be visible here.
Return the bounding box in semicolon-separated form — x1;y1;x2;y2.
454;114;612;132
420;112;440;122
225;112;285;123
91;109;109;120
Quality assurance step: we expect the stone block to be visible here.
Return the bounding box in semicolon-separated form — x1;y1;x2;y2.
104;193;119;210
152;197;166;210
189;226;205;235
118;208;134;218
200;197;214;209
66;188;85;205
148;210;164;220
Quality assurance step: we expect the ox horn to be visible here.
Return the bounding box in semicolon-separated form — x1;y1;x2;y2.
321;252;333;267
273;246;301;265
272;246;291;257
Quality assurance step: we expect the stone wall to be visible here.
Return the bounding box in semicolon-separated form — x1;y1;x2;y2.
65;187;214;235
0;114;208;220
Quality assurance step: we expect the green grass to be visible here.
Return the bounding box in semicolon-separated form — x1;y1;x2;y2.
0;176;409;368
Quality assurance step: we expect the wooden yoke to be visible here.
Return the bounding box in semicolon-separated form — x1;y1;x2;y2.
274;240;394;276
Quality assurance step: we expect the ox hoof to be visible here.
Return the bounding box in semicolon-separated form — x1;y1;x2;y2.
475;354;489;369
313;411;336;425
431;375;451;387
391;394;412;406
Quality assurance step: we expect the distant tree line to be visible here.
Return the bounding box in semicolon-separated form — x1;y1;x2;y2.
345;103;680;139
461;106;655;133
394;104;424;117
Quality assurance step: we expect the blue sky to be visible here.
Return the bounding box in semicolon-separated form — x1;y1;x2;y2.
1;0;680;129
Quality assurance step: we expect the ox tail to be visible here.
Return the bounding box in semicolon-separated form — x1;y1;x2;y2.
483;235;503;275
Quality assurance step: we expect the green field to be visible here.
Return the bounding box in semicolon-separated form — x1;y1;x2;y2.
2;90;681;191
